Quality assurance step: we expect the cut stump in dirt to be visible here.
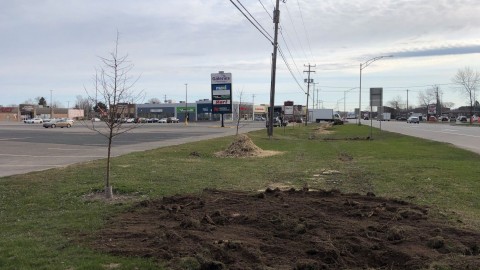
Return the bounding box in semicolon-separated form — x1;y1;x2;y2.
214;134;281;158
88;189;480;270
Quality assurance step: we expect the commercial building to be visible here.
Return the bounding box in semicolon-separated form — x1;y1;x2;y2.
0;104;84;122
0;99;273;122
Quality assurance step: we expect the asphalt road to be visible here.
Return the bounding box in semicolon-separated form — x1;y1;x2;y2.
0;121;266;177
2;120;478;178
360;119;480;154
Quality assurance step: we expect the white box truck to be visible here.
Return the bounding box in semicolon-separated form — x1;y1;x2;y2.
309;109;342;124
380;112;391;121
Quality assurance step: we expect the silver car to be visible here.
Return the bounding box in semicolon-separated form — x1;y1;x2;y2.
407;116;419;124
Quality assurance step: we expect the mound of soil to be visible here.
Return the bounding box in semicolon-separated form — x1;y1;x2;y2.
215;134;279;158
90;189;480;269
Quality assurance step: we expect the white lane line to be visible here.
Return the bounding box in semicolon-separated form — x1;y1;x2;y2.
47;148;93;151
414;127;480;138
0;153;104;158
439;130;480;138
0;164;65;167
0;137;33;141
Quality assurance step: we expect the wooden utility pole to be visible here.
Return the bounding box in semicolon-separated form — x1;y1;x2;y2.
267;0;282;138
304;64;315;126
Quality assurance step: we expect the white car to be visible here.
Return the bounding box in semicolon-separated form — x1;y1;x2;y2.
126;118;135;123
407;116;419;124
24;118;43;124
159;118;168;123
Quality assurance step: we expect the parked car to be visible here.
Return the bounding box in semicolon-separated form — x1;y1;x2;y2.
407;116;420;124
396;116;407;121
457;116;467;123
91;117;101;122
135;117;147;123
126;118;135;123
266;117;282;127
159;118;168;123
61;118;74;124
167;117;180;123
254;116;265;121
24;118;44;124
438;116;449;122
43;119;73;128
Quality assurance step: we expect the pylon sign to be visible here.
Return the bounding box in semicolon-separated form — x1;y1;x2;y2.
370;88;383;107
211;72;232;114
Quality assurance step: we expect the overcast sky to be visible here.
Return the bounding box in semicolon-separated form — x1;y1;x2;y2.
1;0;480;111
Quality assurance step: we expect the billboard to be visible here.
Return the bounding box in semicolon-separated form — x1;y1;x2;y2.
211;72;232;114
370;88;383;107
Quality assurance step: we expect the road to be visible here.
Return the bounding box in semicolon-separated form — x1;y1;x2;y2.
360;119;480;154
2;120;478;178
0;121;265;177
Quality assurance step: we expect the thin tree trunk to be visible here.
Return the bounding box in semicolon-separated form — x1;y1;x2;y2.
105;134;113;199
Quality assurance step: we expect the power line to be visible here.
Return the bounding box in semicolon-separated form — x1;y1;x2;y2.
236;0;273;40
229;0;273;44
295;0;314;62
279;28;304;83
258;0;273;20
278;46;306;94
284;3;309;61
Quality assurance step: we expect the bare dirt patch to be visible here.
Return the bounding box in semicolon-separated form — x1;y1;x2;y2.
214;134;281;158
89;189;480;269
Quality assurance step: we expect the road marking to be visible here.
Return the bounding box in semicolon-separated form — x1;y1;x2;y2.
47;148;93;151
413;127;480;138
439;130;480;138
0;164;65;167
0;153;104;158
0;137;32;141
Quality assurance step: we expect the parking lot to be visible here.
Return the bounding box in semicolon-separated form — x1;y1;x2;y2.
0;121;265;177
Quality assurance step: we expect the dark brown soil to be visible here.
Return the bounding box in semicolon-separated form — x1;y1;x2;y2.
89;189;480;269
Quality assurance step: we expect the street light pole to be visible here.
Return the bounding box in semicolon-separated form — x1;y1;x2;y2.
185;83;188;125
358;55;393;125
50;90;54;118
344;87;357;119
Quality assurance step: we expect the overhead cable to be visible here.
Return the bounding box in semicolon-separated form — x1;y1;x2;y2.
229;0;273;44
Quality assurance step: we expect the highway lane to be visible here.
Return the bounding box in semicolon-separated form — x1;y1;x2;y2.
361;120;480;154
0;121;265;177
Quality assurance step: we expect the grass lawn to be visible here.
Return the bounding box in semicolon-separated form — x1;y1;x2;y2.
0;123;479;269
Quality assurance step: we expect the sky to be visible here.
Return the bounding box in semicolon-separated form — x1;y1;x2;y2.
1;0;480;112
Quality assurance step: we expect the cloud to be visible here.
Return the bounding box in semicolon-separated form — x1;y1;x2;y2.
387;44;480;58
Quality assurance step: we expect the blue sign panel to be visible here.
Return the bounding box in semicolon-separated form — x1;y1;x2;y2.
211;72;232;114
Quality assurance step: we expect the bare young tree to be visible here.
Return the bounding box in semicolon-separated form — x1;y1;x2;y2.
74;95;93;117
418;88;435;109
452;67;480;123
387;95;404;111
148;97;161;104
235;90;244;135
84;32;143;199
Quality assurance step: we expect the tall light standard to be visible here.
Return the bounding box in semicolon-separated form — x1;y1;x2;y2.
185;83;188;125
358;55;393;125
344;87;357;119
50;90;54;118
